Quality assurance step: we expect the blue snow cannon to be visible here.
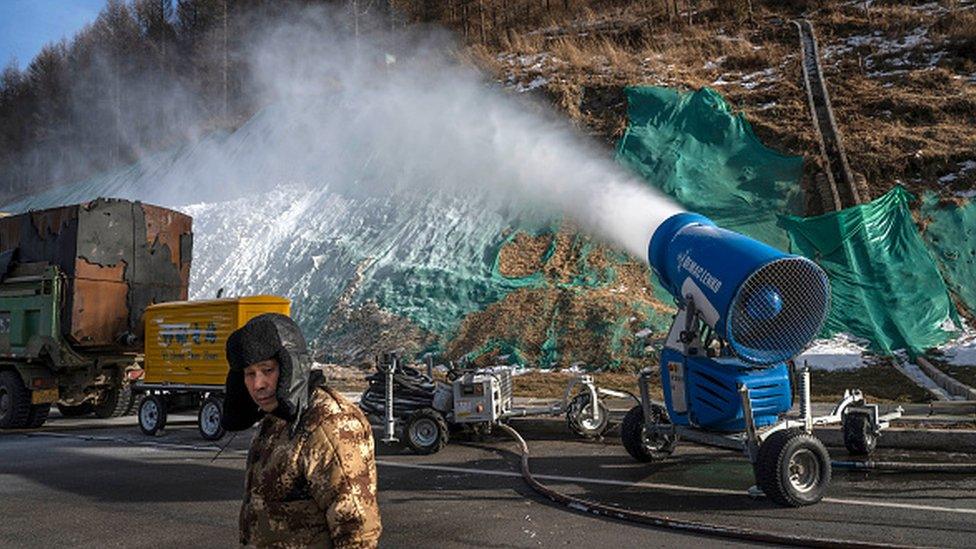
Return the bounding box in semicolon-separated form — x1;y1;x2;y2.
645;212;830;431
624;212;897;507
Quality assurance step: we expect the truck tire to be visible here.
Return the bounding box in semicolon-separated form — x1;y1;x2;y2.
26;404;51;428
139;395;168;436
198;395;226;441
57;402;94;417
94;385;133;419
0;370;31;429
126;392;144;416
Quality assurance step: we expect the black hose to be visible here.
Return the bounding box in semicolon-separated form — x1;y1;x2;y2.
495;423;916;549
358;366;436;420
832;460;976;473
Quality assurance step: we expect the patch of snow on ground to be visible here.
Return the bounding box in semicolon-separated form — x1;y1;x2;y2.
938;331;976;366
938;159;976;184
795;333;870;371
703;56;727;70
824;27;948;77
712;68;778;90
516;76;549;93
893;359;954;400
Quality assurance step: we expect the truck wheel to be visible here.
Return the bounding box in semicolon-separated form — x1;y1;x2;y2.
755;429;831;507
139;395;168;436
57;402;94;417
566;392;610;438
405;408;449;455
0;370;31;429
94;385;133;419
26;404;51;428
621;404;676;462
842;413;877;456
198;396;226;441
125;392;144;416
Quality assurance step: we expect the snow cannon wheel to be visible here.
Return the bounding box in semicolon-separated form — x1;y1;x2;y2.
621;404;676;462
405;408;449;455
566;392;610;438
756;429;831;507
842;412;877;456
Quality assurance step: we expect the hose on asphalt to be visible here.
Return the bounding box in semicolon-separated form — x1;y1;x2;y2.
832;460;976;473
495;422;915;549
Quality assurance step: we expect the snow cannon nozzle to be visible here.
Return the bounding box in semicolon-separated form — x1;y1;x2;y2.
647;212;830;365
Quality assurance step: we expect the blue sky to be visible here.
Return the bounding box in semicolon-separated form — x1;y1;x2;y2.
0;0;106;70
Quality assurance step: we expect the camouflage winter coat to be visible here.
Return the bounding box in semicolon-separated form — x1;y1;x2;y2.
240;386;382;548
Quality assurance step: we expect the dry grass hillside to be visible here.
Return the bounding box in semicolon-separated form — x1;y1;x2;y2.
396;0;976;213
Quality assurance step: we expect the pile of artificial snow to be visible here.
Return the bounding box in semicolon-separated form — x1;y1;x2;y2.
795;333;871;371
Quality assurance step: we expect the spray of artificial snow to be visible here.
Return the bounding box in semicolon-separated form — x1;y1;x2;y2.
6;6;682;261
237;6;682;260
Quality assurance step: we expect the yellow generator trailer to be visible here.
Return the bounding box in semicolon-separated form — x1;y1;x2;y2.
136;295;291;440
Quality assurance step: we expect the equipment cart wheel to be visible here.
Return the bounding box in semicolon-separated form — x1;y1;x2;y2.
405;407;449;455
198;395;226;441
566;392;610;438
138;395;168;436
621;404;676;462
842;412;877;456
755;429;831;507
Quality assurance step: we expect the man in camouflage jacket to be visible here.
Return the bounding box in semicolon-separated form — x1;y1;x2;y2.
222;313;381;548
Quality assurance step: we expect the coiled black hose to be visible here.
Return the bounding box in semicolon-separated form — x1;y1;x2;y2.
358;366;437;419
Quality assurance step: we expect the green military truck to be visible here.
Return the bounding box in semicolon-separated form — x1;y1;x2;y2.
0;198;192;429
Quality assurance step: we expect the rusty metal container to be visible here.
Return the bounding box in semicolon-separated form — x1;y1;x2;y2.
0;198;192;350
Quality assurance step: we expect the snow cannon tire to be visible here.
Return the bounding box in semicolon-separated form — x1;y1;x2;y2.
756;429;831;507
842;412;877;456
621;405;675;462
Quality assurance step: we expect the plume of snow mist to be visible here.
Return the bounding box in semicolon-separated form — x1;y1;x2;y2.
6;5;684;263
235;6;682;261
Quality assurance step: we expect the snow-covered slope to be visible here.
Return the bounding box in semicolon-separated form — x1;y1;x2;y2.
1;102;538;359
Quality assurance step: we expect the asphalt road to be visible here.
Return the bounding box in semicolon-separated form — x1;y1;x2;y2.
1;413;975;548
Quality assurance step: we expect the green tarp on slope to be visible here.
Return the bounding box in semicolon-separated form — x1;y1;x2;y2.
781;187;959;356
920;194;976;319
616;86;804;251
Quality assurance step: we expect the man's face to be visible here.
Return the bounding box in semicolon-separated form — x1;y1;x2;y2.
243;359;280;413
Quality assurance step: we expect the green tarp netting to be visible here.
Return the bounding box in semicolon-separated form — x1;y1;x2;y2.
920;193;976;320
616;86;964;357
616;86;804;251
780;187;959;356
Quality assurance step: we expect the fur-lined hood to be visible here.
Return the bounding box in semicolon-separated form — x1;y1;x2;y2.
221;313;317;434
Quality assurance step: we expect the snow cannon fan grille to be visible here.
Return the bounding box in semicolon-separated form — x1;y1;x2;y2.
727;257;830;365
